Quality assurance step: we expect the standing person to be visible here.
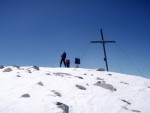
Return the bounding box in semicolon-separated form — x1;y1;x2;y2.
75;58;80;68
60;51;66;67
66;59;70;68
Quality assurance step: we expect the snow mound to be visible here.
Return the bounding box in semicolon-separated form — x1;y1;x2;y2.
0;66;150;113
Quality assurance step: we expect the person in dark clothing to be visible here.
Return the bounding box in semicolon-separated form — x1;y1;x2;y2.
75;58;80;68
66;59;70;68
60;51;66;67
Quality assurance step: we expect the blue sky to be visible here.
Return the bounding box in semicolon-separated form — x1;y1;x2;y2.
0;0;150;78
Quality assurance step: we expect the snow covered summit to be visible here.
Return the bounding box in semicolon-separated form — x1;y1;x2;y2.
0;66;150;113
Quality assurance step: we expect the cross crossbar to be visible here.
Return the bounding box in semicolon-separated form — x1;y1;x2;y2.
91;41;115;43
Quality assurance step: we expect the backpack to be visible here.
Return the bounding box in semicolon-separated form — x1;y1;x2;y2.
75;58;80;64
66;59;70;63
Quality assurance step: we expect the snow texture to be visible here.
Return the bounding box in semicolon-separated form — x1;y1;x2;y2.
0;66;150;113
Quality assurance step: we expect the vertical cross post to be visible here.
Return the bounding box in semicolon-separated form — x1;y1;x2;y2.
91;29;115;71
100;29;109;71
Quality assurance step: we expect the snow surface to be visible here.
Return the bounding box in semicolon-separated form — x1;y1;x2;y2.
0;66;150;113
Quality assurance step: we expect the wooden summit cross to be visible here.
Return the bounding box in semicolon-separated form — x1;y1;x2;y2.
91;29;115;71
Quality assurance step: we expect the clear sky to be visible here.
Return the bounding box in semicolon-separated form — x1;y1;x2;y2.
0;0;150;78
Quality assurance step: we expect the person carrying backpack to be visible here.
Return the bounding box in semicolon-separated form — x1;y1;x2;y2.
60;51;66;67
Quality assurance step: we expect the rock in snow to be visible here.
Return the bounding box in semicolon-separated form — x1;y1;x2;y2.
0;66;150;113
94;81;117;91
51;90;62;97
76;84;86;90
3;67;13;72
21;94;30;98
0;65;4;69
56;102;69;113
96;68;105;71
37;81;44;86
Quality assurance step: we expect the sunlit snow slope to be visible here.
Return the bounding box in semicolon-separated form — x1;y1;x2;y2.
0;66;150;113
